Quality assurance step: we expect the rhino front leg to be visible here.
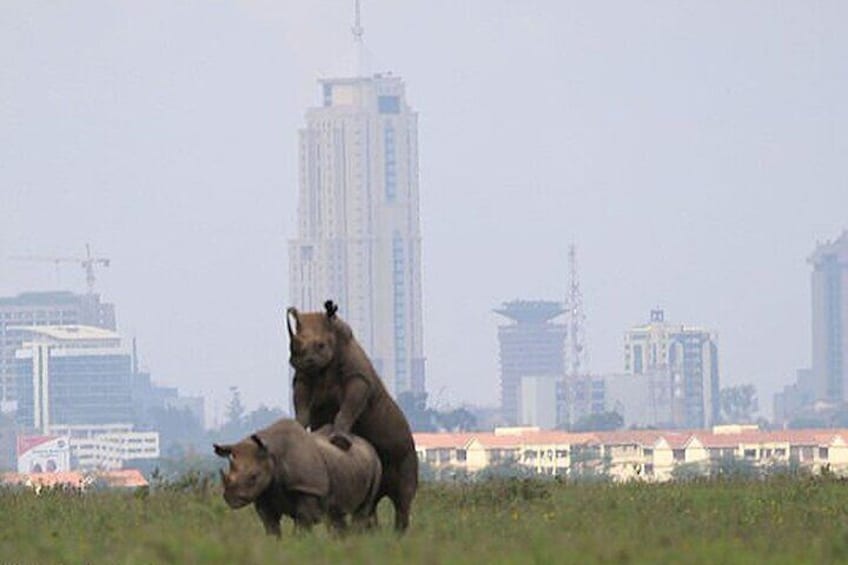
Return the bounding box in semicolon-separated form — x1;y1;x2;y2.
292;374;312;429
330;376;370;449
255;502;282;538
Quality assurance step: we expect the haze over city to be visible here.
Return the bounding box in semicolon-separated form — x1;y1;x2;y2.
2;1;846;422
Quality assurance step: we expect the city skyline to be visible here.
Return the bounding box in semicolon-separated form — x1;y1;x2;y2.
1;2;846;416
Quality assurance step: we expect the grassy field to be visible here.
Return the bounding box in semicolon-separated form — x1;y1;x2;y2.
3;475;848;564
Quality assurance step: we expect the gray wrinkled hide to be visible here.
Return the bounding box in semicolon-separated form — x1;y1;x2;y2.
225;419;381;532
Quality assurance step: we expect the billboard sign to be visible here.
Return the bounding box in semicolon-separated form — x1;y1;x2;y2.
17;435;71;473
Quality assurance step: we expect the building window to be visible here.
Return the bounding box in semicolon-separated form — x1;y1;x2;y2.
378;95;400;114
384;125;397;202
392;232;407;388
633;345;643;374
819;447;829;460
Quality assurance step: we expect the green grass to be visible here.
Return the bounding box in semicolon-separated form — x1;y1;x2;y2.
3;476;848;563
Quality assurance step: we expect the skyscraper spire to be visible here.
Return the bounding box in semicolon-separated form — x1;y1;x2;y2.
351;0;370;77
352;0;364;43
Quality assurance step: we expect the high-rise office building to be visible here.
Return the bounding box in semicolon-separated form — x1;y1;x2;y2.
288;22;425;397
495;300;567;425
0;291;116;406
809;230;848;403
13;325;132;433
624;309;720;429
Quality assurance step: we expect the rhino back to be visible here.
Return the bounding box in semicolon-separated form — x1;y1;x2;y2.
257;419;330;497
314;434;381;514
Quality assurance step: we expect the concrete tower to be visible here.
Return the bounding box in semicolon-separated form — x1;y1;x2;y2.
495;300;567;425
809;230;848;403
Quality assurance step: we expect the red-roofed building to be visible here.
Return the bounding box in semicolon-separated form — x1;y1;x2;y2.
413;426;848;481
0;468;148;491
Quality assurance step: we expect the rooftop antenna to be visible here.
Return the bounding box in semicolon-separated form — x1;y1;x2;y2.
351;0;369;77
352;0;364;44
565;244;588;377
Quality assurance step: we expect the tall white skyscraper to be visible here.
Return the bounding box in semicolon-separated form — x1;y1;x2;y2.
809;230;848;403
288;18;425;397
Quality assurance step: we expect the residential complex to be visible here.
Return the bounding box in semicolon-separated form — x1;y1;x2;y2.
624;309;720;428
494;300;567;425
415;426;848;482
0;291;115;406
288;71;426;398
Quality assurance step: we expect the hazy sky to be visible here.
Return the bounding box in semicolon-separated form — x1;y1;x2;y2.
2;1;846;423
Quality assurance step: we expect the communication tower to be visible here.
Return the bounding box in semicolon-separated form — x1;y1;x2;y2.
565;244;587;377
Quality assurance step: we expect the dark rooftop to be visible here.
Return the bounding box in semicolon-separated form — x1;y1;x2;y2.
0;291;81;307
494;300;565;324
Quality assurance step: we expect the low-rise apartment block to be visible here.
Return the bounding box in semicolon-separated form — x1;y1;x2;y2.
48;423;160;470
414;425;848;481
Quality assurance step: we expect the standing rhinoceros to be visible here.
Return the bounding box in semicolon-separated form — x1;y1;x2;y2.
213;419;381;536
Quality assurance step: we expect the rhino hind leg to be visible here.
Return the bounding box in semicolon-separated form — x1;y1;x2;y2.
351;495;379;532
389;451;418;533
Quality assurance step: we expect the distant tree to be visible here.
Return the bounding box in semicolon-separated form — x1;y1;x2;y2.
398;391;437;432
720;385;758;424
149;405;205;449
243;405;287;431
572;411;624;432
434;407;477;432
475;460;537;480
225;386;245;427
827;405;848;428
709;455;759;479
788;415;828;429
670;462;709;481
568;444;611;482
398;391;479;432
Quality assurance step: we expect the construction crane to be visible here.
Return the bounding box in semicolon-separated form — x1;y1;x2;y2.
11;243;110;295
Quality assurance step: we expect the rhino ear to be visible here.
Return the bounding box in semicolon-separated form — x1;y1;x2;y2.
251;434;268;456
286;307;301;338
213;443;232;458
324;300;338;319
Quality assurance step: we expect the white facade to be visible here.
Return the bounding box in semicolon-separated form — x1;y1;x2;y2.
289;74;425;396
623;310;719;428
519;375;558;429
71;432;159;470
809;231;848;403
47;423;159;470
605;371;675;429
